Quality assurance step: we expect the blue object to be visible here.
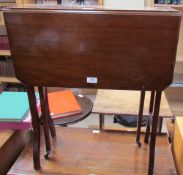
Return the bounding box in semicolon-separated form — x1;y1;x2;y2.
0;92;29;122
172;0;177;4
176;0;182;4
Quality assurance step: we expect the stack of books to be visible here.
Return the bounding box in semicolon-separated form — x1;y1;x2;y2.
0;25;9;50
0;36;9;50
0;56;15;77
0;92;31;130
0;0;16;7
0;90;82;130
156;0;182;4
48;90;82;119
4;83;26;92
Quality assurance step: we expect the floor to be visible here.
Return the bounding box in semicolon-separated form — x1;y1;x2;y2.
8;127;176;175
7;90;176;175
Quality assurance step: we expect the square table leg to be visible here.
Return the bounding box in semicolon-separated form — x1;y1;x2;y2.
136;90;146;146
38;86;52;159
27;86;41;169
99;114;104;130
44;87;56;137
144;91;155;144
148;91;162;175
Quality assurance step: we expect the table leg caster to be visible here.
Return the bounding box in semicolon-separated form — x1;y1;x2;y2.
44;150;51;159
136;141;141;147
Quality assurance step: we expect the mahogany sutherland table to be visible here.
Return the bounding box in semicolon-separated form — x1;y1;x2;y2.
4;5;181;175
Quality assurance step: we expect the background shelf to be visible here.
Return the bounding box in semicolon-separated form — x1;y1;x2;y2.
0;50;10;56
0;77;19;83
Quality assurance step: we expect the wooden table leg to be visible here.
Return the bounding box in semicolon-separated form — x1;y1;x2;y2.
99;114;104;130
38;87;51;159
57;0;62;4
27;86;41;169
44;87;56;137
144;91;155;144
158;117;163;134
148;91;162;175
136;91;145;146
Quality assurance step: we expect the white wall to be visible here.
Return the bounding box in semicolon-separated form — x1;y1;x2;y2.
104;0;145;9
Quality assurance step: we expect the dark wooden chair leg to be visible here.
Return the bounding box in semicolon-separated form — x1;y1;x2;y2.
144;91;155;144
27;86;41;169
148;91;162;175
38;87;52;159
99;114;104;130
136;90;145;146
158;117;163;134
44;87;56;137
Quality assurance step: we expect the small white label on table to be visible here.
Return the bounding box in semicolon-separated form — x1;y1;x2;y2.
92;130;100;134
78;94;84;98
87;77;98;84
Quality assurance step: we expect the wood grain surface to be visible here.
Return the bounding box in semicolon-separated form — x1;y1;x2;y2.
4;9;181;90
8;127;176;175
92;90;173;117
0;130;31;175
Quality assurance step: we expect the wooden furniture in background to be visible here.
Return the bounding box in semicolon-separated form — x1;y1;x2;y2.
166;118;175;143
93;91;172;119
4;7;181;175
0;130;31;174
93;90;173;144
173;117;183;175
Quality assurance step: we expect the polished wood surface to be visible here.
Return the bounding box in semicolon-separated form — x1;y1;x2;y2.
8;127;176;175
155;4;183;62
3;8;181;174
4;9;181;90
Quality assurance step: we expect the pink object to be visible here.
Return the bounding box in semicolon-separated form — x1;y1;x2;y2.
0;99;40;130
0;113;31;130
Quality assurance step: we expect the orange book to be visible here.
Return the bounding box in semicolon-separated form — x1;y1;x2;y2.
48;90;82;119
